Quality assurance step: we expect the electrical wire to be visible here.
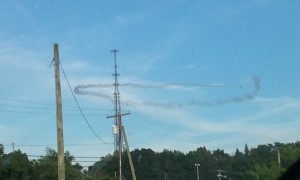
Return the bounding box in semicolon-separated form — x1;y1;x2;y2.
127;112;243;150
0;98;111;112
0;109;107;116
0;104;55;110
0;97;54;106
27;155;101;159
1;135;112;139
3;143;111;147
0;109;52;115
59;61;109;144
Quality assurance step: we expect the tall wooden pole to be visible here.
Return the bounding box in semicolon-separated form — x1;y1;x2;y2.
122;125;136;180
54;43;65;180
118;113;122;180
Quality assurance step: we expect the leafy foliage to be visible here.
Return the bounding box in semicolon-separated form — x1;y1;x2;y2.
0;146;82;180
0;149;31;180
0;142;299;179
32;148;83;180
88;142;300;180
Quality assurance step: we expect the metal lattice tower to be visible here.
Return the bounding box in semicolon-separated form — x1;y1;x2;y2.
112;49;121;152
107;49;129;180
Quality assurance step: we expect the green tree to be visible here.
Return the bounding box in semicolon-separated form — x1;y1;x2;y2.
0;149;31;180
244;144;250;156
133;148;160;179
31;148;58;179
231;148;250;179
187;146;214;180
88;153;118;179
88;141;300;180
278;142;300;169
32;148;83;180
0;144;4;178
0;144;4;157
250;161;285;180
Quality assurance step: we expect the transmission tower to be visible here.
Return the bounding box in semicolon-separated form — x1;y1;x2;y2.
107;49;129;180
112;49;120;152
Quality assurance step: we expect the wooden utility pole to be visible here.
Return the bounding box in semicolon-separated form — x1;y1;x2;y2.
122;125;136;180
54;43;65;180
118;113;122;180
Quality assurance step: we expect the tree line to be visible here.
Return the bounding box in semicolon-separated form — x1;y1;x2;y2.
1;141;300;180
89;142;300;180
0;146;84;180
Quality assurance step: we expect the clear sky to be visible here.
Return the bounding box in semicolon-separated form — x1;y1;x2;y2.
0;0;299;167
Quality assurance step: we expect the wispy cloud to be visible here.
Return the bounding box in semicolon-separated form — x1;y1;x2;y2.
124;94;300;152
113;13;145;27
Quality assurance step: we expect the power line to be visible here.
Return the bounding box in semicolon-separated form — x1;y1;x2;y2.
0;97;55;106
2;143;112;147
0;99;111;112
28;155;100;159
0;109;53;115
0;104;55;110
59;61;109;144
0;109;107;116
1;135;112;139
127;112;243;150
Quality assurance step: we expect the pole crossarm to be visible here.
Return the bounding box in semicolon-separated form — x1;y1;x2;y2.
106;112;130;119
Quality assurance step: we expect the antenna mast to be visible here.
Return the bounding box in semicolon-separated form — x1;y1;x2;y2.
112;49;120;152
107;49;130;180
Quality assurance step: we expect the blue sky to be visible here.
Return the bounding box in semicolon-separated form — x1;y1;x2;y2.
0;0;299;167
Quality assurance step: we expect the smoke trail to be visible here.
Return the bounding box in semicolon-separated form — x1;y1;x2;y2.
123;100;183;109
75;84;114;88
121;76;261;108
74;82;232;90
119;83;230;89
187;76;260;107
74;85;113;102
74;77;261;108
252;76;261;96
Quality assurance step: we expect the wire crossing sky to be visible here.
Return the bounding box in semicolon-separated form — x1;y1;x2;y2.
0;0;300;167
